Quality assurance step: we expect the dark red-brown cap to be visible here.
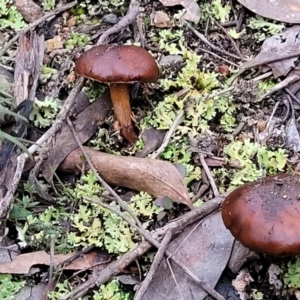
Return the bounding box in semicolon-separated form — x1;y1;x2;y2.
74;44;159;83
222;173;300;256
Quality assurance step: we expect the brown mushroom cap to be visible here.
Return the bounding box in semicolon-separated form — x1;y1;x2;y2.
222;173;300;256
74;44;159;83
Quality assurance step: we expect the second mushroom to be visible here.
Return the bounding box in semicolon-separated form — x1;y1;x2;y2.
74;44;159;144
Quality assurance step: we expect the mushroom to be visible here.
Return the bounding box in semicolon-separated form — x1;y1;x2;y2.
222;173;300;256
74;44;159;144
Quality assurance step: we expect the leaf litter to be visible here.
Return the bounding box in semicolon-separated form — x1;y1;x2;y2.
58;146;192;208
1;0;300;299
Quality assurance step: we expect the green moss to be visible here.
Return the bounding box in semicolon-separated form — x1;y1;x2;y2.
0;0;25;29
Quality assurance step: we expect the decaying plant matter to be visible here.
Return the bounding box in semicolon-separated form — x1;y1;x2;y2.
2;0;300;299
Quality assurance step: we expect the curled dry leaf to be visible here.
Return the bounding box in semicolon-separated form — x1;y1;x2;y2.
58;147;192;208
236;26;300;79
0;251;100;274
158;0;200;23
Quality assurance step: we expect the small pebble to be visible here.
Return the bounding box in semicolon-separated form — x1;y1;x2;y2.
160;55;184;68
102;14;119;24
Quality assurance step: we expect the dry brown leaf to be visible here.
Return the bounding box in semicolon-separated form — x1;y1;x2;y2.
158;0;200;23
0;251;99;274
59;147;192;208
236;26;300;79
153;11;172;28
135;128;166;158
15;283;48;300
67;16;77;27
237;0;300;23
45;36;63;52
41;93;112;183
141;212;234;300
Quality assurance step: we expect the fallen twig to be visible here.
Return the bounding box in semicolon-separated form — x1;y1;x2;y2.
0;77;85;225
191;171;209;202
183;20;241;60
236;7;245;33
265;102;280;132
41;245;95;284
167;254;225;300
285;87;300;107
205;71;272;102
199;155;219;197
215;22;243;60
27;77;85;155
231;52;300;83
48;236;55;286
61;195;226;299
66;117;143;229
166;217;225;300
258;75;300;102
148;72;271;161
0;1;77;57
83;196;159;248
232;121;245;137
150;110;184;159
97;0;140;45
199;47;238;67
134;230;172;300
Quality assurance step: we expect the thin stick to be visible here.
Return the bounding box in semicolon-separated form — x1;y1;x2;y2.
48;236;55;283
191;171;209;202
204;71;272;102
167;257;225;300
231;52;300;82
97;0;140;45
66;117;143;229
0;154;26;225
25;77;85;157
166;217;225;300
215;22;243;59
84;196;160;248
258;75;300;102
139;71;271;162
232;121;245;137
61;195;225;299
0;77;84;224
183;20;241;60
265;102;280;132
134;230;172;300
199;155;219;197
0;1;77;57
285;87;300;107
150;110;184;159
167;258;185;300
199;47;238;67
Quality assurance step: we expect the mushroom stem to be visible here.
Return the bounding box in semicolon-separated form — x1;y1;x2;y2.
110;83;137;144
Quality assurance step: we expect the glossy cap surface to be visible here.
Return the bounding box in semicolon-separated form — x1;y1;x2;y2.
222;173;300;256
74;44;159;83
